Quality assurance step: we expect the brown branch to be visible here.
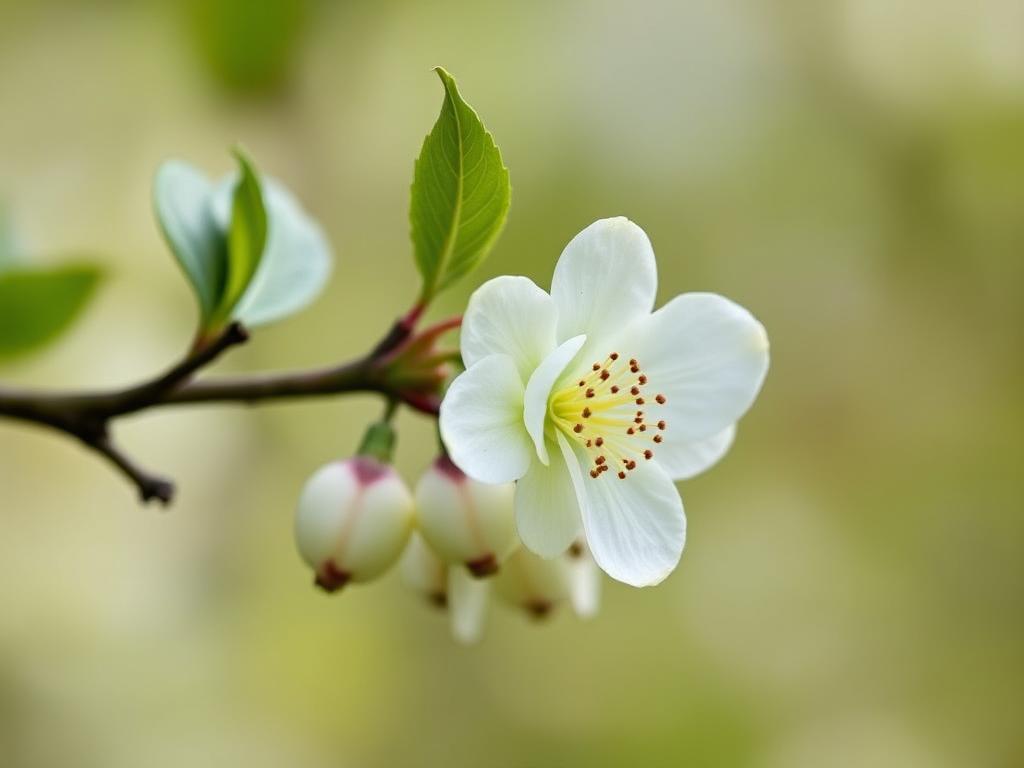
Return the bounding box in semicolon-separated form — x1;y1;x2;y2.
0;312;451;505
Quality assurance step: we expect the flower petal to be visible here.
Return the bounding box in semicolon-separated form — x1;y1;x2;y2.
439;355;533;484
631;292;769;441
523;335;587;465
558;432;686;587
514;438;582;558
448;566;489;644
461;276;557;381
550;217;657;352
657;424;736;481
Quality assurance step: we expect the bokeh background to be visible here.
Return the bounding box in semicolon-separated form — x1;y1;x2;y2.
1;1;1022;765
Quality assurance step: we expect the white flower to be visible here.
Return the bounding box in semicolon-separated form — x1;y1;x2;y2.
413;456;517;576
439;217;769;587
295;457;414;590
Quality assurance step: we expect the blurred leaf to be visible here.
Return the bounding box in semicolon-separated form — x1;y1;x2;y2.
410;67;511;304
153;161;228;323
186;0;306;95
230;178;333;328
0;206;21;271
210;148;267;328
0;265;101;362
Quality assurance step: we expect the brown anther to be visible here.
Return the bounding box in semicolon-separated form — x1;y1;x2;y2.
655;394;666;404
626;460;637;470
592;363;601;371
582;407;592;418
585;388;595;398
595;437;604;447
657;420;666;430
618;471;627;479
653;434;663;443
634;416;643;424
638;374;648;384
638;424;647;432
573;423;584;433
644;450;654;460
630;364;640;373
636;398;645;406
590;469;599;479
600;370;610;380
630;385;640;396
595;456;606;465
585;439;593;447
629;358;638;366
610;385;620;394
610;352;619;360
579;380;586;387
627;427;635;435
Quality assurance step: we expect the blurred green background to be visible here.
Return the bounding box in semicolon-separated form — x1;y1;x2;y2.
1;1;1022;766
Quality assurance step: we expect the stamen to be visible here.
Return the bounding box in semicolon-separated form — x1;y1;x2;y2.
548;350;670;482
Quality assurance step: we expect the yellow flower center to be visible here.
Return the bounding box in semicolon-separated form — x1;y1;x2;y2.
549;352;667;480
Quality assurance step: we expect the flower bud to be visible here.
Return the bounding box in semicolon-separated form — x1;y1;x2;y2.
414;456;516;577
493;548;570;619
399;535;490;644
295;456;413;591
565;540;602;619
399;533;448;608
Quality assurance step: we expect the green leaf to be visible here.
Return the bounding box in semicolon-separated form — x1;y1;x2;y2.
229;178;332;327
153;161;228;322
0;206;19;270
0;265;102;362
410;67;511;304
210;147;267;327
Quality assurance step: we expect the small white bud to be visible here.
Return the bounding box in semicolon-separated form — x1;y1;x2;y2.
493;548;570;619
448;566;490;644
414;456;516;577
295;457;413;591
565;541;602;619
399;533;448;608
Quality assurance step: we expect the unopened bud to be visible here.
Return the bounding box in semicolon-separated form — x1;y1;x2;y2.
414;456;516;577
295;457;413;592
399;534;490;644
493;548;570;620
565;540;602;619
399;533;448;608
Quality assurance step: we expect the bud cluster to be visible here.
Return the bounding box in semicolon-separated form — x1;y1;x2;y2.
293;421;601;643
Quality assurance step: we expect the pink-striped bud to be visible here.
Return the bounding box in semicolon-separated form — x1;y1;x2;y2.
295;457;413;591
414;456;516;577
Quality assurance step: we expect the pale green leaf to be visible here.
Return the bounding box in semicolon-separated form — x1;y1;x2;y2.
410;67;511;303
230;178;332;327
0;265;102;362
210;147;267;327
153;161;227;322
